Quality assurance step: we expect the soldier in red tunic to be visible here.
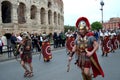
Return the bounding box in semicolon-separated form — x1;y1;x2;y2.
66;34;75;55
41;34;52;62
68;17;104;80
19;32;33;77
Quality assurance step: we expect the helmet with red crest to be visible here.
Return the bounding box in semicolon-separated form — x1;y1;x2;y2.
76;17;90;30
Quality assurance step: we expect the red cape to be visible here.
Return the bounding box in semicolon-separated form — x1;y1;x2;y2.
86;32;94;36
91;52;104;78
87;32;104;78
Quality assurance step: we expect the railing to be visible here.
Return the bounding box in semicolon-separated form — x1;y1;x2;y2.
0;42;64;61
1;44;43;58
2;45;14;58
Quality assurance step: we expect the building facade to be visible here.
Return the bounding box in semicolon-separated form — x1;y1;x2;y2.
0;0;64;35
103;17;120;29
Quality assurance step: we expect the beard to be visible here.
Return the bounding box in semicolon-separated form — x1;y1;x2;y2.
78;30;88;37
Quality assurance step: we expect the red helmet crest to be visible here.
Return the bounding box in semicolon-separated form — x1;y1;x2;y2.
76;17;90;30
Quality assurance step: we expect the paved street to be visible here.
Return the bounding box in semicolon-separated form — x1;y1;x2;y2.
0;47;120;80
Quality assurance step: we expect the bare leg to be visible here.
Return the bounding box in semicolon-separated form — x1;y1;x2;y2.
21;61;30;77
83;68;92;80
28;62;33;77
28;63;33;72
21;61;28;71
82;72;87;80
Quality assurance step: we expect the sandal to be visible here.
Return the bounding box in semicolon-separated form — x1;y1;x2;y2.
28;72;34;77
24;70;30;77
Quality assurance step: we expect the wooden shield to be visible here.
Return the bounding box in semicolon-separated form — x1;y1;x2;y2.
66;36;75;52
102;36;112;54
41;41;52;61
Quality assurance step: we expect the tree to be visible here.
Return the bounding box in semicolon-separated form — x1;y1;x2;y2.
91;21;103;31
64;25;76;33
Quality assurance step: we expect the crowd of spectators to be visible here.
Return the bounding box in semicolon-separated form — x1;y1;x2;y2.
0;30;77;57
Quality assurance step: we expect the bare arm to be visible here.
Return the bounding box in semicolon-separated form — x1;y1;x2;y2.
68;45;76;61
86;40;99;57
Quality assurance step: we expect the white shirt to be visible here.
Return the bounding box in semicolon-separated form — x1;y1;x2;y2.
0;39;3;46
17;36;22;42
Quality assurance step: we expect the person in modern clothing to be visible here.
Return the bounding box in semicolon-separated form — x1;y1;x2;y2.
0;36;4;55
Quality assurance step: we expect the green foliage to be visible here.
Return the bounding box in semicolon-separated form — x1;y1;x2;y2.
91;21;103;31
64;25;76;33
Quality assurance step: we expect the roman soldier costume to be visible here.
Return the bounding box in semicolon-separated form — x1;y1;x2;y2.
41;34;52;62
69;17;104;80
117;32;120;48
19;32;33;77
66;35;75;55
102;35;111;56
110;32;119;51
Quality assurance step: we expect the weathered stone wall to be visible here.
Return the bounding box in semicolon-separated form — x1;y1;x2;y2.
0;0;64;35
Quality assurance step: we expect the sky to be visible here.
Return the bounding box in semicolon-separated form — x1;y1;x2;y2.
63;0;120;26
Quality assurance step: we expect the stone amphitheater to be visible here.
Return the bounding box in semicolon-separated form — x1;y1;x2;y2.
0;0;64;35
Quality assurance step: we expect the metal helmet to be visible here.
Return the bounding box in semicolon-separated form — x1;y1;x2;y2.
76;17;90;30
21;32;31;40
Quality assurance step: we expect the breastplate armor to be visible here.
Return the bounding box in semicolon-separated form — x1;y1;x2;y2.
76;36;88;53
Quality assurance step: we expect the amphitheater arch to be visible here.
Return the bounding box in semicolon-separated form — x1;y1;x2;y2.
40;7;46;25
54;12;57;25
58;13;60;25
30;5;37;20
48;1;52;8
17;2;26;24
61;15;64;25
48;10;52;25
1;1;12;23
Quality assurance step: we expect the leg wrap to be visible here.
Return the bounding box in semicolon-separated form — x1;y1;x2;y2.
84;74;92;80
82;72;92;80
82;72;86;80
